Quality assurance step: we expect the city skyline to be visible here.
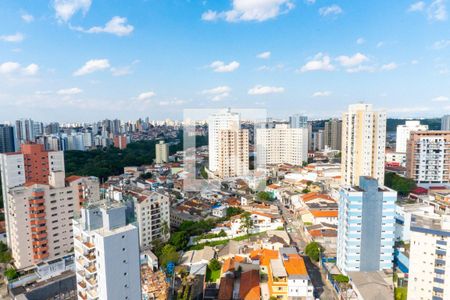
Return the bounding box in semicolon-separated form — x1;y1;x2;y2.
1;0;450;121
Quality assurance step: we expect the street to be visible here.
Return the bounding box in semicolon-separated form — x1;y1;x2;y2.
276;201;337;300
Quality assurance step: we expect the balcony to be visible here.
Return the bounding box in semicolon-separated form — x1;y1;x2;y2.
32;240;47;247
31;226;47;233
32;233;47;239
78;292;88;300
78;281;87;290
86;264;97;274
33;246;49;253
83;241;95;250
86;277;98;288
84;252;96;261
30;219;46;226
29;198;45;205
33;253;49;260
29;212;46;219
86;288;98;299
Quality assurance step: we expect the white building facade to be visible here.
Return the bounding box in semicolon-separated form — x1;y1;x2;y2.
396;120;428;153
256;124;308;167
74;204;141;300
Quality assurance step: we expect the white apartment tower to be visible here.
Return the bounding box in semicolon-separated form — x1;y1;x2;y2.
256;124;308;166
208;109;249;178
208;109;240;172
155;140;169;164
341;103;387;186
408;212;450;300
395;120;428;153
74;203;141;300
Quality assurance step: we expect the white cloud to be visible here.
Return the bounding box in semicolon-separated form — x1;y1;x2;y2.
376;41;385;48
336;53;369;67
428;0;447;21
53;0;92;22
74;16;134;36
202;0;295;22
432;95;449;102
356;37;365;45
111;66;132;76
21;13;34;23
433;39;450;49
202;86;231;101
57;87;83;95
159;99;188;106
248;85;284;95
209;60;240;72
411;59;419;64
312;91;332;97
319;5;343;16
22;64;39;75
73;59;110;76
257;64;284;71
137;91;156;101
0;62;21;74
408;1;426;11
346;65;376;73
305;0;316;4
201;10;219;21
300;53;335;72
257;51;271;59
0;33;24;42
0;62;39;76
380;62;398;71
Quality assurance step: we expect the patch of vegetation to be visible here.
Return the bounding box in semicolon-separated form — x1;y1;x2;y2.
395;287;407;300
200;166;208;179
305;242;323;262
226;207;244;218
332;274;349;283
193;230;227;242
257;191;273;201
4;268;18;280
385;172;416;196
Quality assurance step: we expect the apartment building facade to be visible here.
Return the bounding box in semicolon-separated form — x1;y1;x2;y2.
337;176;396;274
323;118;342;151
155;140;169;164
216;129;249;178
406;131;450;185
396;120;428;153
74;203;141;300
408;212;450;300
341;103;386;186
256;124;308;167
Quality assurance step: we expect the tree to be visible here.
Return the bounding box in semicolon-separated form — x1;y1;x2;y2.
200;166;208;179
208;258;221;271
4;268;18;280
385;172;416;196
240;212;254;236
305;242;323;262
226;207;244;218
169;231;189;250
257;191;272;201
139;172;153;180
0;251;12;265
159;244;179;268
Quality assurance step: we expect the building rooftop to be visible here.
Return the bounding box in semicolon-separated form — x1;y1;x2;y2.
348;271;394;300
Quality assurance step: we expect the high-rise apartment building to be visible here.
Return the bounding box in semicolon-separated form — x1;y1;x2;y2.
1;144;99;269
323;118;342;150
256;124;308;166
0;124;15;153
131;189;171;249
408;212;450;300
155;140;169;164
74;203;141;300
216;129;249;178
396;120;428;153
442;115;450;131
113;135;128;150
312;129;325;151
337;176;396;274
341;103;386;186
208;109;241;172
406;131;450;184
289;114;308;128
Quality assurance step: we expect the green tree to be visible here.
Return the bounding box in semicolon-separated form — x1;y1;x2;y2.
240;212;254;237
4;268;18;280
159;244;179;268
226;207;244;218
385;172;416;196
305;242;323;262
208;258;221;271
200;166;208;179
257;191;272;201
169;231;189;250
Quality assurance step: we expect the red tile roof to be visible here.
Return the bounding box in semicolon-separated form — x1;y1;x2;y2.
239;270;260;300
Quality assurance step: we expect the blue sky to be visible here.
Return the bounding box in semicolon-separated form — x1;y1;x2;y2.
0;0;449;122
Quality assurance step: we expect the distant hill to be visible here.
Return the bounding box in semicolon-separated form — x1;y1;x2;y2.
311;118;442;132
386;118;441;132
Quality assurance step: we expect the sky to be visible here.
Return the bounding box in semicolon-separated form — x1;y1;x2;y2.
0;0;450;122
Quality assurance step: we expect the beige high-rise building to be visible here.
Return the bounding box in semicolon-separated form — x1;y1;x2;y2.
216;129;249;178
208;109;240;172
341;103;386;186
406;131;450;184
155;140;169;164
324;118;342;150
256;124;308;166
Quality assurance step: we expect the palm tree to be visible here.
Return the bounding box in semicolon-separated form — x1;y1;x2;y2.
240;212;254;239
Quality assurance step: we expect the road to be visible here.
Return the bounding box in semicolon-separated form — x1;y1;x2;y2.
276;201;337;300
